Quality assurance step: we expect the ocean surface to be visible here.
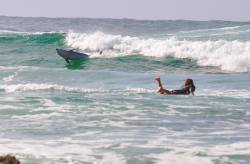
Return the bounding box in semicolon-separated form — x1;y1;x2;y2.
0;16;250;164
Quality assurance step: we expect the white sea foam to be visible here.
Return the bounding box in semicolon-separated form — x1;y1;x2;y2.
150;152;213;164
0;83;100;93
2;72;18;82
66;31;250;72
206;142;250;156
0;139;95;162
0;66;29;71
0;139;126;163
124;87;155;94
179;26;241;34
146;139;248;164
97;153;125;164
0;83;155;95
12;112;63;121
199;89;250;99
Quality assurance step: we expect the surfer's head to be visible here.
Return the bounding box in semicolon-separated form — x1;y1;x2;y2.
184;79;194;87
184;78;195;94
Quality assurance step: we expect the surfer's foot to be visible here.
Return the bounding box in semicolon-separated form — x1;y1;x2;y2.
155;77;163;88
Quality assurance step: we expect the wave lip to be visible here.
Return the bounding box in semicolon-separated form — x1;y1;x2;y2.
0;31;65;45
0;29;65;35
65;31;250;72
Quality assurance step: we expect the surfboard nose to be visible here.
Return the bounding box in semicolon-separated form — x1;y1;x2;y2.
56;48;65;58
56;48;65;55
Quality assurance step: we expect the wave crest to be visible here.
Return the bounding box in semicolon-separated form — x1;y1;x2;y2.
0;31;65;45
66;31;250;72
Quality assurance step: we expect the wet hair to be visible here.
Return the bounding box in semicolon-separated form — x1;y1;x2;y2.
184;79;194;86
184;79;195;92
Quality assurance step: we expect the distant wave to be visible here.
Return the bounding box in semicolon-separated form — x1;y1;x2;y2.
66;31;250;72
178;25;242;34
176;24;250;39
0;83;154;94
0;29;64;35
0;31;65;44
2;72;18;82
0;83;100;93
200;89;250;99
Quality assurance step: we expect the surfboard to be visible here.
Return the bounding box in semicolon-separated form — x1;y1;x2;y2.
56;48;89;63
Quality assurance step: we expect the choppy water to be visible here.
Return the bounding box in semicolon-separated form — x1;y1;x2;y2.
0;16;250;164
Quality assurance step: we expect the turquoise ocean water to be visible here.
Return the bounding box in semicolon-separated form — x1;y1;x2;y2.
0;16;250;163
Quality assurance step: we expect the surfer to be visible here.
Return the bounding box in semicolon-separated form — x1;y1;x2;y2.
155;77;196;95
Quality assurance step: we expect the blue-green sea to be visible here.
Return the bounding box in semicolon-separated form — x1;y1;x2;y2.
1;16;250;164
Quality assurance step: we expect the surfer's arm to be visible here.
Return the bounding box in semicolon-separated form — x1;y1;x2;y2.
155;77;172;94
158;88;172;94
189;86;195;96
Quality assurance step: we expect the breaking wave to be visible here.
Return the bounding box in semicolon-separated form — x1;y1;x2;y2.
66;31;250;72
1;29;250;72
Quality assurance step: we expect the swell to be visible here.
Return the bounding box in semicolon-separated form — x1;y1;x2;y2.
0;31;65;45
1;29;250;72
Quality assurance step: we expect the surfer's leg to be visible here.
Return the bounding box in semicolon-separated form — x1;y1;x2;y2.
155;77;171;94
